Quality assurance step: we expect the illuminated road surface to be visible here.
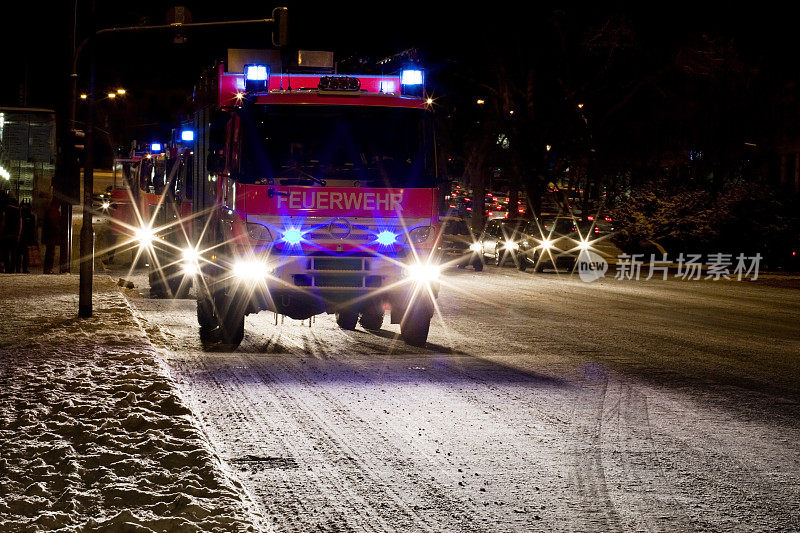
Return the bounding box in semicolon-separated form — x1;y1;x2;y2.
123;266;800;532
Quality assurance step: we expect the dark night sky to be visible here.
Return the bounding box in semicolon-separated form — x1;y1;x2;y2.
2;2;799;136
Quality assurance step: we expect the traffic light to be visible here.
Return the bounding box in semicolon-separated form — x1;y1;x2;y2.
272;7;288;47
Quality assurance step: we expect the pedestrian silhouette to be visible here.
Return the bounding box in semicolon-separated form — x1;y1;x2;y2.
18;200;37;273
1;193;22;273
42;200;61;275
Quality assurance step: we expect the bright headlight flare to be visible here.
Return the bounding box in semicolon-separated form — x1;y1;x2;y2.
233;260;270;281
540;238;554;250
101;201;110;210
578;239;591;251
504;240;519;251
282;228;303;245
406;262;441;282
134;226;155;248
376;230;397;245
469;242;482;252
181;247;200;275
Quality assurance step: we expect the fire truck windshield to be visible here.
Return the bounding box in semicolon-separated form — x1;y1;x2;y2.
237;105;436;188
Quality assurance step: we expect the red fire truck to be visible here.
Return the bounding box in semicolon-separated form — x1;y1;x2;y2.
112;144;194;297
177;50;441;349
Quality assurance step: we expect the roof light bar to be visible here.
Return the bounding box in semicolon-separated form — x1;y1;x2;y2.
318;76;361;91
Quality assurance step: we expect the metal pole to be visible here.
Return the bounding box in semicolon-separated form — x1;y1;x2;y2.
78;21;95;318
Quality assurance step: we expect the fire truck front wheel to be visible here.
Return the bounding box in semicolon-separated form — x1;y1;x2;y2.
335;309;359;330
197;293;245;351
359;302;385;331
400;304;432;346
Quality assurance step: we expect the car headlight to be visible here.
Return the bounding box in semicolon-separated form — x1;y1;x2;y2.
233;260;271;281
540;238;554;251
246;222;273;243
406;262;441;282
469;242;482;252
503;240;519;251
578;239;591;251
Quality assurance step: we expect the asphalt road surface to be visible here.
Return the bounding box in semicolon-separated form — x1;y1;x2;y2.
121;264;799;532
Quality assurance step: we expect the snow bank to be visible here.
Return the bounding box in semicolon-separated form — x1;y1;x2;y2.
0;275;259;532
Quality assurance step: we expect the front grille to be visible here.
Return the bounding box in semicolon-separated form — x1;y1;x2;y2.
313;274;364;288
313;257;364;271
305;232;374;241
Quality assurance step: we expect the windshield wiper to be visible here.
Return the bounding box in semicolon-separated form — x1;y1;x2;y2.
277;163;327;186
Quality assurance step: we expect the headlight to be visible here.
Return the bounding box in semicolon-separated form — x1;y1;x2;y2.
469;242;482;252
247;222;273;243
540;238;553;251
233;260;271;281
406;262;441;282
503;240;519;251
406;226;432;244
134;226;154;248
578;239;590;251
181;247;200;275
101;201;111;210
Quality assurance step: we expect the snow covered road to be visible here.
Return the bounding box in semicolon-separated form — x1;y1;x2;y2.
123;266;800;532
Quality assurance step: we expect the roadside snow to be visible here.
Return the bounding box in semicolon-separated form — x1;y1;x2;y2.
0;274;260;532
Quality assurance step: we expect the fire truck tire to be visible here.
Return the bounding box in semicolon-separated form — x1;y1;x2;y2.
167;276;191;299
400;306;431;346
149;271;167;299
336;309;359;330
197;293;245;350
359;304;384;330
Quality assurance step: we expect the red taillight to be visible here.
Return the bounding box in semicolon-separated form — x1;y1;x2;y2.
518;209;524;213
594;227;599;233
605;217;612;222
488;211;493;216
587;215;594;220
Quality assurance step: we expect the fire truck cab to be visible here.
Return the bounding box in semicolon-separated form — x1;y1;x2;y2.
185;50;442;350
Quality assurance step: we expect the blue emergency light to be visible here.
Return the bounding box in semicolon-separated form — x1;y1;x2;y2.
151;143;161;152
379;80;397;93
244;64;270;93
180;130;194;142
400;68;425;97
400;69;424;86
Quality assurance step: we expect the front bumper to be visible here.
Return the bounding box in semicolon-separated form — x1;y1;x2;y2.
218;252;440;319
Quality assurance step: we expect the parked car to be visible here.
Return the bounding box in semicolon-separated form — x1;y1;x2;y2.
438;216;483;271
478;217;530;268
